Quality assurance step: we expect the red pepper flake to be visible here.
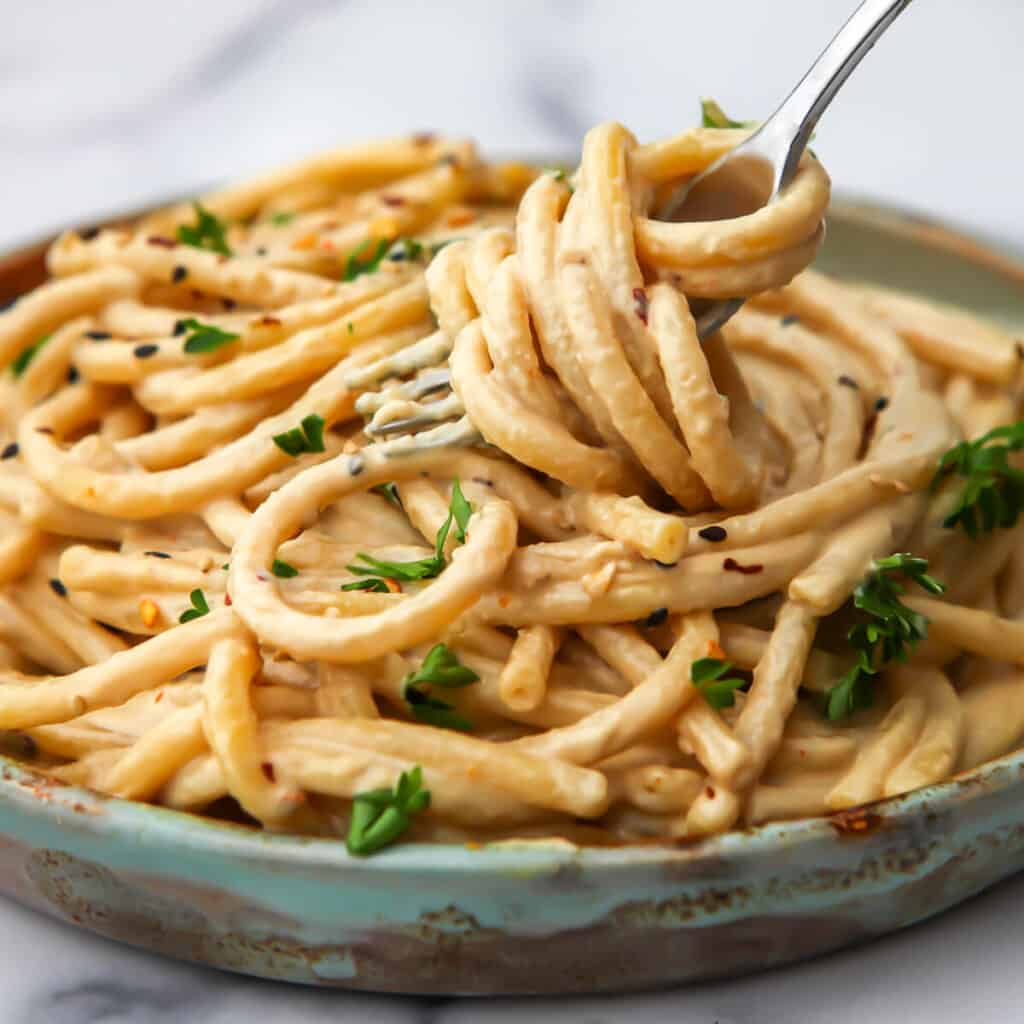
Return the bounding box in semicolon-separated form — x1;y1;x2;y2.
632;287;649;325
829;807;882;836
705;786;716;799
222;297;237;311
147;235;177;248
380;194;406;207
256;315;282;327
412;132;436;147
154;691;164;703
723;557;763;575
261;761;276;782
36;427;54;435
224;593;233;606
837;374;859;389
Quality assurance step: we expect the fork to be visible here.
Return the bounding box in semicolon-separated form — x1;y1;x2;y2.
346;0;913;453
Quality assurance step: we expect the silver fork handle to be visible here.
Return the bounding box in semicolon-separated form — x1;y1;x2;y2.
755;0;914;189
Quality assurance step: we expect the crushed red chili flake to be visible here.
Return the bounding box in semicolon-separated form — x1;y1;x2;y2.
837;374;859;389
829;807;881;835
380;195;406;207
224;593;233;606
723;557;763;575
705;786;716;799
147;235;177;248
36;427;54;435
261;762;276;782
632;287;649;325
154;691;164;703
256;315;282;327
222;297;237;310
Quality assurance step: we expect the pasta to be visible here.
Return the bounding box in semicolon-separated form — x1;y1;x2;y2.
1;115;1023;853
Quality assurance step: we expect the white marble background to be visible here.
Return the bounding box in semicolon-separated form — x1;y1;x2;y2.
2;1;1024;1020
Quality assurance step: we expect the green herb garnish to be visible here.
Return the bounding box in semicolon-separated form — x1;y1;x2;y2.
177;202;232;257
177;317;240;355
341;577;392;593
346;480;471;585
346;765;431;856
402;643;479;732
343;239;390;282
179;588;211;623
823;554;946;721
387;238;425;263
691;657;747;709
271;559;299;579
700;98;757;130
269;211;295;226
372;482;401;506
11;334;51;377
272;414;326;457
932;422;1024;538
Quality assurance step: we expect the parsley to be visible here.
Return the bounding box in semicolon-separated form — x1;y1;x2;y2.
402;643;479;732
372;482;401;506
269;211;295;226
179;588;210;623
341;577;392;593
700;98;757;130
691;657;747;709
346;765;431;856
177;202;233;257
11;334;51;377
343;239;390;282
178;317;240;355
932;422;1024;538
387;238;424;263
542;166;575;192
823;554;946;721
272;414;326;456
271;559;298;579
346;480;471;585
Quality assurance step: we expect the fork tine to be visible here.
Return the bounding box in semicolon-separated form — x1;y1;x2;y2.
379;415;481;456
355;367;452;416
345;331;453;390
365;393;465;437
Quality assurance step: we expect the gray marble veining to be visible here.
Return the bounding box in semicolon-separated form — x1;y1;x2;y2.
1;1;1023;1020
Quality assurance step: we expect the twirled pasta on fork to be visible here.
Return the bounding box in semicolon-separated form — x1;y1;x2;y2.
1;112;1021;852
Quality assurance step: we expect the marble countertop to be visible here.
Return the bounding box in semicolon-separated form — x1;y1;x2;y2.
2;1;1023;1020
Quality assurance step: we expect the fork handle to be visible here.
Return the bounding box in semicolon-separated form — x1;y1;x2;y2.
764;0;913;188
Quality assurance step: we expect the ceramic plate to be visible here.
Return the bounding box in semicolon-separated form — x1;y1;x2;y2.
0;197;1022;995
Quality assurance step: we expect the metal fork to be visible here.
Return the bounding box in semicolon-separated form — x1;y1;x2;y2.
347;0;913;451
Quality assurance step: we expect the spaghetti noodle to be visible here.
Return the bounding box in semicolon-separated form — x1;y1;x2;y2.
1;118;1021;850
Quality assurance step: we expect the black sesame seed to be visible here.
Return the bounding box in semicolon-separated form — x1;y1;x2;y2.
144;550;171;559
643;607;668;628
349;454;365;476
49;578;67;597
84;330;111;341
134;344;159;359
80;226;101;240
1;443;18;460
698;525;728;543
171;266;188;283
256;246;268;256
222;297;237;311
837;375;859;389
172;319;187;337
875;396;890;412
67;366;80;384
781;314;800;327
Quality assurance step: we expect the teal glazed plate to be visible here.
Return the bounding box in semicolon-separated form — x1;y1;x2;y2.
0;197;1023;995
